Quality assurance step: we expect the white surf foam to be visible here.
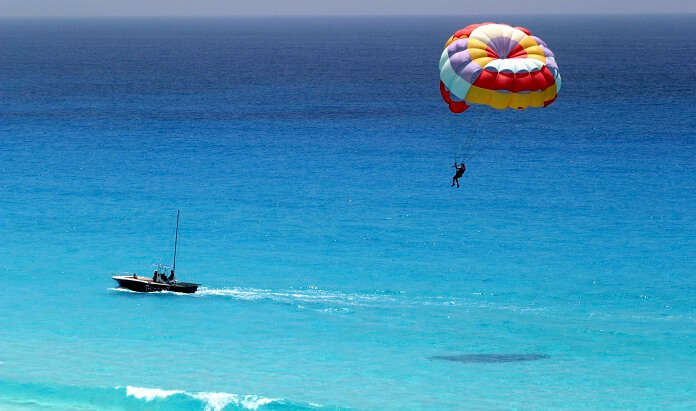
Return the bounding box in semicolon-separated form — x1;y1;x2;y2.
240;395;277;410
124;386;279;410
125;385;183;401
192;392;279;411
191;392;238;411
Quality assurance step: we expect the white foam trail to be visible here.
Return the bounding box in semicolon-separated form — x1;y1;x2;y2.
197;287;269;301
114;284;543;315
109;287;139;293
195;286;398;308
125;386;183;401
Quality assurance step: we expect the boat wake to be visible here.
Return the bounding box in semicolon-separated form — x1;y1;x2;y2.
194;286;546;314
196;286;400;307
109;287;140;293
110;285;545;315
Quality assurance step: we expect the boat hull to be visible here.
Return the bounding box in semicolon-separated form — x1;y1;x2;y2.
112;276;199;294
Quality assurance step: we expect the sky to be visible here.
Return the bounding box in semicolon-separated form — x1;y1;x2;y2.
1;0;694;17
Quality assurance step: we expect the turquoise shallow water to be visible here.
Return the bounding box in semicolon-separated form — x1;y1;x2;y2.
0;15;695;410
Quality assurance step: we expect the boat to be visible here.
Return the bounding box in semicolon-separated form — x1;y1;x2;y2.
112;210;200;294
112;266;199;293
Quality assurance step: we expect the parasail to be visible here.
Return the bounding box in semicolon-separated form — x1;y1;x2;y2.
439;22;561;113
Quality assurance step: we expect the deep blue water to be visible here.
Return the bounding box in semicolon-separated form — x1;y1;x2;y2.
0;15;695;410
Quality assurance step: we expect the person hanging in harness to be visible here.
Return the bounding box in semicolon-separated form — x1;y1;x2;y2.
451;161;466;188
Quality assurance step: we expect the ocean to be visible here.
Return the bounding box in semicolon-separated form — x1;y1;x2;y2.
0;15;695;410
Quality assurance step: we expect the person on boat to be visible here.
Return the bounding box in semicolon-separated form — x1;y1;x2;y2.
451;161;466;188
152;270;159;282
168;270;175;282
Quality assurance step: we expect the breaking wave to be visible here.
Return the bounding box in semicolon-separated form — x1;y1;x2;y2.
0;380;335;410
124;386;282;410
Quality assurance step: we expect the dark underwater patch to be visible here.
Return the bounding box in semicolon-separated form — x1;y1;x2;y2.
430;354;549;363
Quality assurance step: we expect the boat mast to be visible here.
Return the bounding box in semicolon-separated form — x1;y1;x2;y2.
173;209;180;273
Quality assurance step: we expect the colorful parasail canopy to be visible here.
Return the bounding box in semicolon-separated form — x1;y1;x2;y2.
439;22;561;113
